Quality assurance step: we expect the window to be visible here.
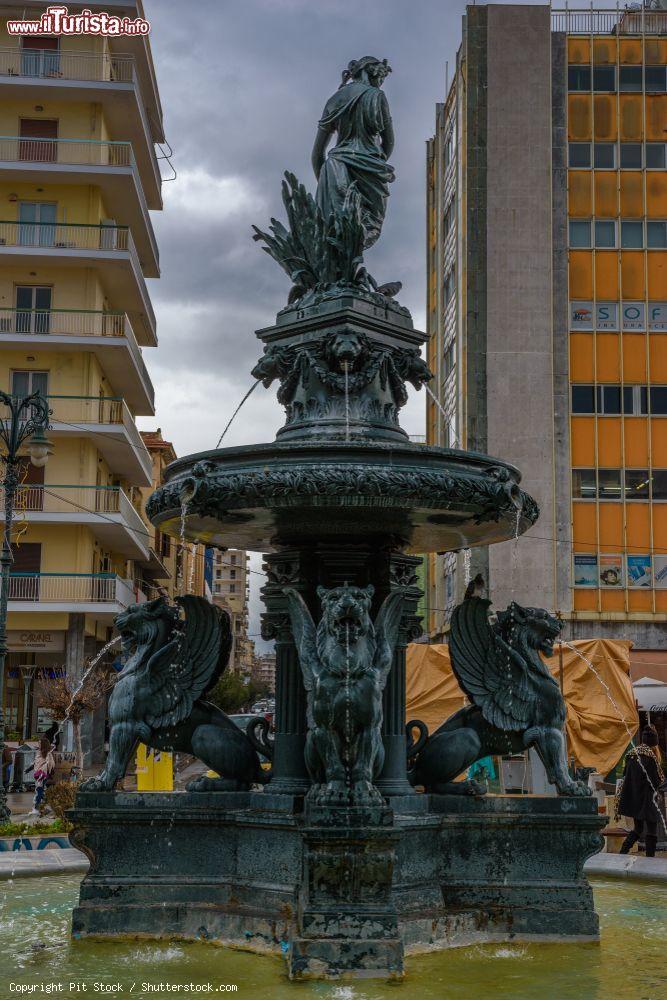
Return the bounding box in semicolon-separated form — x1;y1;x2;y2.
444;126;456;168
621;220;643;248
647;221;667;248
594;143;615;169
620;143;642;169
650;386;667;414
595;220;616;248
568;66;591;91
569;143;591;168
14;286;51;333
646;66;667;93
230;569;236;579
569;220;591;248
18;202;56;247
593;66;615;92
653;471;667;500
598;385;621;414
443;266;455;303
572;469;596;499
11;369;48;399
19;118;58;162
20;36;60;77
625;469;650;500
598;469;622;500
623;385;648;415
230;554;236;564
229;584;236;594
647;144;667;169
572;385;595;413
619;66;642;92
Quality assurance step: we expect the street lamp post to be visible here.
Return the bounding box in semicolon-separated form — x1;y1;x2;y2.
0;391;52;822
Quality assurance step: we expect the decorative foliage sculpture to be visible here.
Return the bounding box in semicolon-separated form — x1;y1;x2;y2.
80;596;265;792
253;56;399;307
409;594;591;797
284;584;405;806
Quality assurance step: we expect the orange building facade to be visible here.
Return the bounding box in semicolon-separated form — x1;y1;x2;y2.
426;4;667;656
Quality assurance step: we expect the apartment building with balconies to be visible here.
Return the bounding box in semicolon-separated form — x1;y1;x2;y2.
211;548;253;675
0;2;164;757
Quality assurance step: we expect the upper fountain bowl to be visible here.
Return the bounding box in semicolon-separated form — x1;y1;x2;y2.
146;438;538;554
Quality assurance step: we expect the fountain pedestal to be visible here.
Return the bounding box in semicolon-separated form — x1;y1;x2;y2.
69;791;604;974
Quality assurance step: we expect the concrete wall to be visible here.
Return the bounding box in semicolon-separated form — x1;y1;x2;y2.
483;4;556;612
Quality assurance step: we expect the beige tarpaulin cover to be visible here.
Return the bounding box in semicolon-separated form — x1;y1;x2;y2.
406;639;638;775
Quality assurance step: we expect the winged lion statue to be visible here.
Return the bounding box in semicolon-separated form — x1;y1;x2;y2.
80;595;267;793
284;583;405;807
408;593;590;797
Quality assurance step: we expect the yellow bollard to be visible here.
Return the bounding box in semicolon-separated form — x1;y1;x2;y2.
136;743;174;791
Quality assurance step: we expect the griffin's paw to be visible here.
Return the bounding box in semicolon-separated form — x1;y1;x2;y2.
186;775;247;792
464;779;487;797
558;779;591;797
320;779;350;805
79;775;111;792
350;780;382;805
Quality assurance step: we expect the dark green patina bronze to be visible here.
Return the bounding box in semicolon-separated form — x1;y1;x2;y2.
410;595;591;798
79;596;266;793
70;59;605;981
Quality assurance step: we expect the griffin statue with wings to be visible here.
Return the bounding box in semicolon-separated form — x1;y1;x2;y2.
284;583;405;807
80;596;267;792
409;593;590;797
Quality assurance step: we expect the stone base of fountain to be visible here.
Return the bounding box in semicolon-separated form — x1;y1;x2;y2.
69;790;605;978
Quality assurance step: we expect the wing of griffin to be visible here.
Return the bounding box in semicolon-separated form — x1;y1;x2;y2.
373;588;406;679
283;587;318;727
449;596;539;732
143;595;232;731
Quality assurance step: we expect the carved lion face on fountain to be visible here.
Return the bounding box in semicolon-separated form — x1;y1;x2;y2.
325;332;367;372
316;583;374;645
495;602;562;657
115;596;178;655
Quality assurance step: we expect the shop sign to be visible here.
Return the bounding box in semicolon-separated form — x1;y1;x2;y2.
570;302;619;330
7;630;65;651
574;554;597;587
622;302;645;330
649;303;667;332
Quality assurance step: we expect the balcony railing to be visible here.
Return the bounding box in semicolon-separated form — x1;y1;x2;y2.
0;46;134;83
0;219;131;252
6;573;146;606
7;483;145;533
0;135;132;166
551;7;667;35
0;309;153;406
0;307;127;337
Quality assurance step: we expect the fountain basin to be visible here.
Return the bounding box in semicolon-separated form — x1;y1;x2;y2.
146;440;538;553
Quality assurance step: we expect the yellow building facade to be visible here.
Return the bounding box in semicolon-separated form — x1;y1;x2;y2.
426;5;667;662
0;1;164;758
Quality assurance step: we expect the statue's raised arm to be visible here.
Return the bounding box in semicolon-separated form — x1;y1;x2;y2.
311;56;395;249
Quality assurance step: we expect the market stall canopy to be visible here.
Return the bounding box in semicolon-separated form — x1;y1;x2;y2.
406;638;638;775
633;676;667;712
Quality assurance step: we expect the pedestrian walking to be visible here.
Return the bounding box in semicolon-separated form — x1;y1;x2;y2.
616;725;665;858
30;737;55;815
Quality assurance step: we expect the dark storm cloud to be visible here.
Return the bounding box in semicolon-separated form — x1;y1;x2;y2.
143;0;461;407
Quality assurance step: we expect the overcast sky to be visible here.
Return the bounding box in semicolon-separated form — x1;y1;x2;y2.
138;0;594;649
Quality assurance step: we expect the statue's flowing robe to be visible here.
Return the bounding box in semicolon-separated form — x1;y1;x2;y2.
316;82;394;248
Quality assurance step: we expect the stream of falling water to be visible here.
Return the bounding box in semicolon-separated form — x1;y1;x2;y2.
344;620;351;797
215;380;261;448
424;384;459;447
462;547;471;586
560;639;667;837
53;634;123;744
343;361;350;442
177;499;189;595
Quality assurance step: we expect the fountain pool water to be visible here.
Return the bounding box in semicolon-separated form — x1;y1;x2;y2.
2;875;666;998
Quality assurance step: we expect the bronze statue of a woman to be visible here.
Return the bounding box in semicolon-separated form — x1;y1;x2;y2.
312;56;395;249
